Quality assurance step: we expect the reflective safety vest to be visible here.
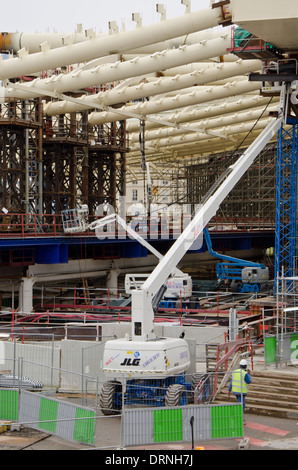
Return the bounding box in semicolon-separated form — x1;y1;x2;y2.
231;369;248;394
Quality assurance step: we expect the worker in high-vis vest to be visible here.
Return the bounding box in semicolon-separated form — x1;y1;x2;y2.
229;359;252;415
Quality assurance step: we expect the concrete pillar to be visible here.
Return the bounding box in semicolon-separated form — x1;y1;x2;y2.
19;277;36;313
106;267;120;299
229;308;239;341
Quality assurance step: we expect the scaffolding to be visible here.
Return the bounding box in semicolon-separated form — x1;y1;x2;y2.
275;121;298;292
0;98;43;215
0;100;128;216
150;142;277;226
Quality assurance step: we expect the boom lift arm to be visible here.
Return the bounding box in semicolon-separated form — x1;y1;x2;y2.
203;227;266;271
62;209;185;277
135;115;283;342
203;227;269;291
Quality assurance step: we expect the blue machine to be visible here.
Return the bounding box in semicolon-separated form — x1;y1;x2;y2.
203;228;269;293
99;373;211;414
115;375;190;409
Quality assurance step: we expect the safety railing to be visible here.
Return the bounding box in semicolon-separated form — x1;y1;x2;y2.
208;217;275;232
212;338;255;399
0;212;276;239
0;213;64;238
194;374;212;405
227;26;282;58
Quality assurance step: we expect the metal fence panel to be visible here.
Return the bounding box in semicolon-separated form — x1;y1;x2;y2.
265;336;277;364
38;396;59;434
183;405;211;442
0;341;60;387
73;407;97;445
60;340;105;392
56;400;77;442
19;391;96;445
153;408;184;444
122;408;154;447
265;333;298;365
122;403;243;448
18;390;41;424
0;389;19;421
210;404;243;439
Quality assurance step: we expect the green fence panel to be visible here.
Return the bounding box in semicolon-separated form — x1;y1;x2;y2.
290;334;298;364
211;404;243;439
38;397;59;433
0;390;18;421
153;408;183;443
265;336;277;364
73;407;96;445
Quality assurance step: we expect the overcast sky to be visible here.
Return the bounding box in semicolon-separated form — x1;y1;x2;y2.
2;0;211;34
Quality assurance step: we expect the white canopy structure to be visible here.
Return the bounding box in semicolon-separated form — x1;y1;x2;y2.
1;0;297;181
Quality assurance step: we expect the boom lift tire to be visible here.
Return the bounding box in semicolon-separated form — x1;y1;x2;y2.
100;381;122;416
165;383;188;407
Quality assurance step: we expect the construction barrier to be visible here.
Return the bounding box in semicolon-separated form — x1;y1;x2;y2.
264;336;277;365
265;332;298;366
122;403;243;448
19;391;96;445
0;389;96;446
0;389;19;421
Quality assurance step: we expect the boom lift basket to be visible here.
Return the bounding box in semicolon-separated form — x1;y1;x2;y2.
62;205;89;233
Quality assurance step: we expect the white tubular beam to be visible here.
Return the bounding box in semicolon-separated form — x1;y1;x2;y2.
0;7;225;80
121;53;238;73
88;81;262;125
0;30;100;54
126;95;277;132
161;57;239;76
44;59;261;116
129;103;278;143
127;124;278;159
123;26;231;55
128;117;275;154
129;126;277;165
8;80;224;131
6;35;231;102
178;130;279;158
127;129;277;163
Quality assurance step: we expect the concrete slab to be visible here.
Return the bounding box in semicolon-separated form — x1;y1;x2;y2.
0;428;49;450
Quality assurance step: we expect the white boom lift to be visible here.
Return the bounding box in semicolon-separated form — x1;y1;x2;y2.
123;116;282;363
62;88;285;411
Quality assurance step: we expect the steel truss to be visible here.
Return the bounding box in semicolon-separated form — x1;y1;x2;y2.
0;101;128;216
85;121;127;213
